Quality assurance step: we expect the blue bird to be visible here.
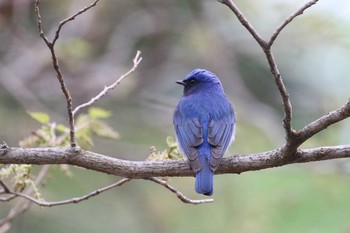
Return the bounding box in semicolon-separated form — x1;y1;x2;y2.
173;68;235;196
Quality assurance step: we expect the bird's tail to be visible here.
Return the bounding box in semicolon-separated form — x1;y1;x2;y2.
195;158;214;196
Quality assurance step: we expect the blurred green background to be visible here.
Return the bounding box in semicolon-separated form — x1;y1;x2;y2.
1;0;350;232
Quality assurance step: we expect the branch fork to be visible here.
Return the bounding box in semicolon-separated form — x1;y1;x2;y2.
216;0;350;159
34;0;142;148
2;0;350;227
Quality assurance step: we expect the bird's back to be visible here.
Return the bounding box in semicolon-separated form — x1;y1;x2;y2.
173;69;235;195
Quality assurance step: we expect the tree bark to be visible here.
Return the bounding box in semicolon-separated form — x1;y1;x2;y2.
1;146;350;178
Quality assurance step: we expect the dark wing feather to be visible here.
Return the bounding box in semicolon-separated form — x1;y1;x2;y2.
208;108;235;171
175;118;203;172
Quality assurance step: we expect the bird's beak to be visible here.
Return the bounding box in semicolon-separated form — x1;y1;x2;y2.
176;80;185;86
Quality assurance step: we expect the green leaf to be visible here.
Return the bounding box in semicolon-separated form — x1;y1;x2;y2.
77;133;94;149
166;136;177;148
90;121;120;140
88;107;111;119
28;112;50;124
56;124;68;132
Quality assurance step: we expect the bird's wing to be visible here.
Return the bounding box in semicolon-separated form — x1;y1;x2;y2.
174;117;203;172
208;108;235;171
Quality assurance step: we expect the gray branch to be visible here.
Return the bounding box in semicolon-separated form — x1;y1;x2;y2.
1;145;350;178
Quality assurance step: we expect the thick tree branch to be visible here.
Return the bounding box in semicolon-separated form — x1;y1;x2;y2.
1;0;346;229
1;146;350;178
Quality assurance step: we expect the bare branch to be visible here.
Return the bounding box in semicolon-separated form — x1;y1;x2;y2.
53;0;100;45
269;0;319;46
147;178;213;204
72;50;143;116
0;165;50;230
0;181;10;193
218;0;322;145
298;100;350;143
0;201;31;233
0;178;130;207
34;0;100;148
34;0;50;46
1;145;350;178
0;181;16;202
0;194;16;202
217;0;294;139
218;0;267;48
264;50;294;139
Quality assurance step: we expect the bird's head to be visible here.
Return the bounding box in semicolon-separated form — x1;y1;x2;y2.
176;68;222;96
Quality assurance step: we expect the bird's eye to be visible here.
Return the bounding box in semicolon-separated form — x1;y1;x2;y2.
189;79;196;85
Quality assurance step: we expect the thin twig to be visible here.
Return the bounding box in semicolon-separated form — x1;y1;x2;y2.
1;178;131;207
269;0;319;46
147;177;213;204
0;194;16;202
34;0;50;46
266;0;320;143
298;100;350;143
218;0;322;144
0;165;51;230
218;0;267;48
72;51;143;116
264;0;320;141
0;181;10;193
53;0;100;45
218;0;294;138
34;0;100;148
0;201;30;233
264;50;294;139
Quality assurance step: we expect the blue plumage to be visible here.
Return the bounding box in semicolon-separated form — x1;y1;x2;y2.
173;69;235;196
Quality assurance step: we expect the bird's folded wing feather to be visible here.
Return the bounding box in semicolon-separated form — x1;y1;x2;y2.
208;112;235;171
175;118;203;172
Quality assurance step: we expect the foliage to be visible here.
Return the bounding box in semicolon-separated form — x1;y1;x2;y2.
75;107;120;149
2;107;120;201
0;164;41;199
1;0;350;232
20;107;119;149
147;136;183;161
